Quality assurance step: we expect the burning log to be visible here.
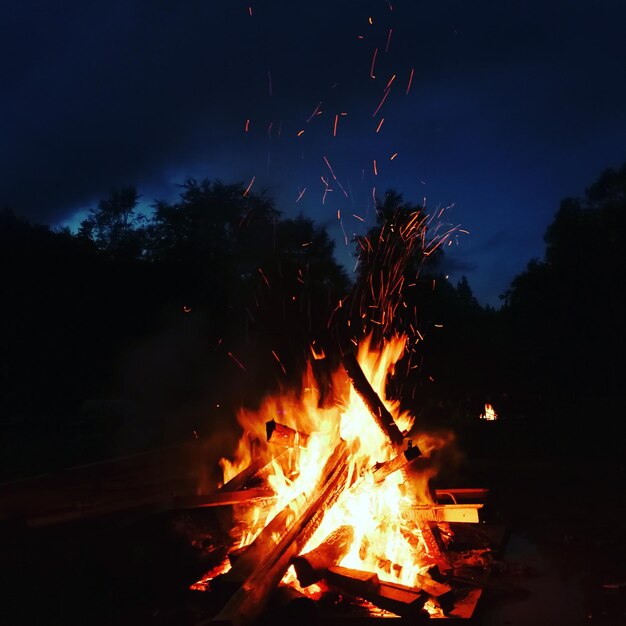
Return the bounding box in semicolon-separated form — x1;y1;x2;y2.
266;420;310;448
211;490;310;595
209;438;357;626
395;520;451;573
291;524;355;587
324;565;430;620
370;441;421;483
341;350;405;447
175;449;290;510
341;351;454;573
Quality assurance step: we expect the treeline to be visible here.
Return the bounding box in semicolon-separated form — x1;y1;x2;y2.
1;164;624;476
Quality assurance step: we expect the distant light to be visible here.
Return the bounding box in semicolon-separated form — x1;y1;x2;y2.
480;404;498;421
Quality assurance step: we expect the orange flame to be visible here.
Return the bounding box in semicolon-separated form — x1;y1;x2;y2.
217;333;454;592
479;403;497;421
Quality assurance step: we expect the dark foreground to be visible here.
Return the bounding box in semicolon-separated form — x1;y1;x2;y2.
1;415;625;626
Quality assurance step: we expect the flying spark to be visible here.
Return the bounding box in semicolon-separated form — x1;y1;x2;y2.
227;352;247;372
296;187;307;203
385;28;393;52
371;89;390;118
370;48;378;78
406;68;414;94
243;176;256;197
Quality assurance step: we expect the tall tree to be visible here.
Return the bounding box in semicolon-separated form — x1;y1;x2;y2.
79;186;146;260
502;162;626;411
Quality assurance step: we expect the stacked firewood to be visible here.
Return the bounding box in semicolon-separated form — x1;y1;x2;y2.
182;352;505;626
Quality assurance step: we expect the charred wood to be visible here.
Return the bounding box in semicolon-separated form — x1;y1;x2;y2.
266;420;310;448
219;454;274;492
174;489;276;510
324;565;430;620
261;585;319;626
209;490;309;597
371;442;421;483
291;524;355;587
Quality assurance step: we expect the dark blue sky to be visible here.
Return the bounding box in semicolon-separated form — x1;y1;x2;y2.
2;1;625;307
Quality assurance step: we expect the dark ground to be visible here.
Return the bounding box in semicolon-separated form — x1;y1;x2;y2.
1;411;625;626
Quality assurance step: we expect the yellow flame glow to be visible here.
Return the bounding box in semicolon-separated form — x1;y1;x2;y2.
479;403;497;421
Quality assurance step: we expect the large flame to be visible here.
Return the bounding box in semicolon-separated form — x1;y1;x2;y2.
216;332;453;592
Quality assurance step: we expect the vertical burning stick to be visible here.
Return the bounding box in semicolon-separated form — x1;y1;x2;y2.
341;350;405;447
341;348;450;568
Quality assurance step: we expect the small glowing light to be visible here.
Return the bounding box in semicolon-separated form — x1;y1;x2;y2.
480;404;498;421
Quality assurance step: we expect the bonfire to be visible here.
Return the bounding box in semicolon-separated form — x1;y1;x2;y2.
185;206;499;625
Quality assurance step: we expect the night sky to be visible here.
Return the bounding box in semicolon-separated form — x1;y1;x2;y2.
2;1;625;307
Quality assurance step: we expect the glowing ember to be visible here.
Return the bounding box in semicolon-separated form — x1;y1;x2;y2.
479;403;498;421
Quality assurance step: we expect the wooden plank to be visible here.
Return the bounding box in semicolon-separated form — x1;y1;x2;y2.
324;566;380;596
219;454;274;492
401;503;483;524
371;443;421;483
324;566;430;619
173;488;276;509
444;588;483;619
0;438;219;525
415;572;453;598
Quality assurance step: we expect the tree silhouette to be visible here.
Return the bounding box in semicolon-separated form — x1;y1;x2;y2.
78;186;146;260
502;162;626;415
